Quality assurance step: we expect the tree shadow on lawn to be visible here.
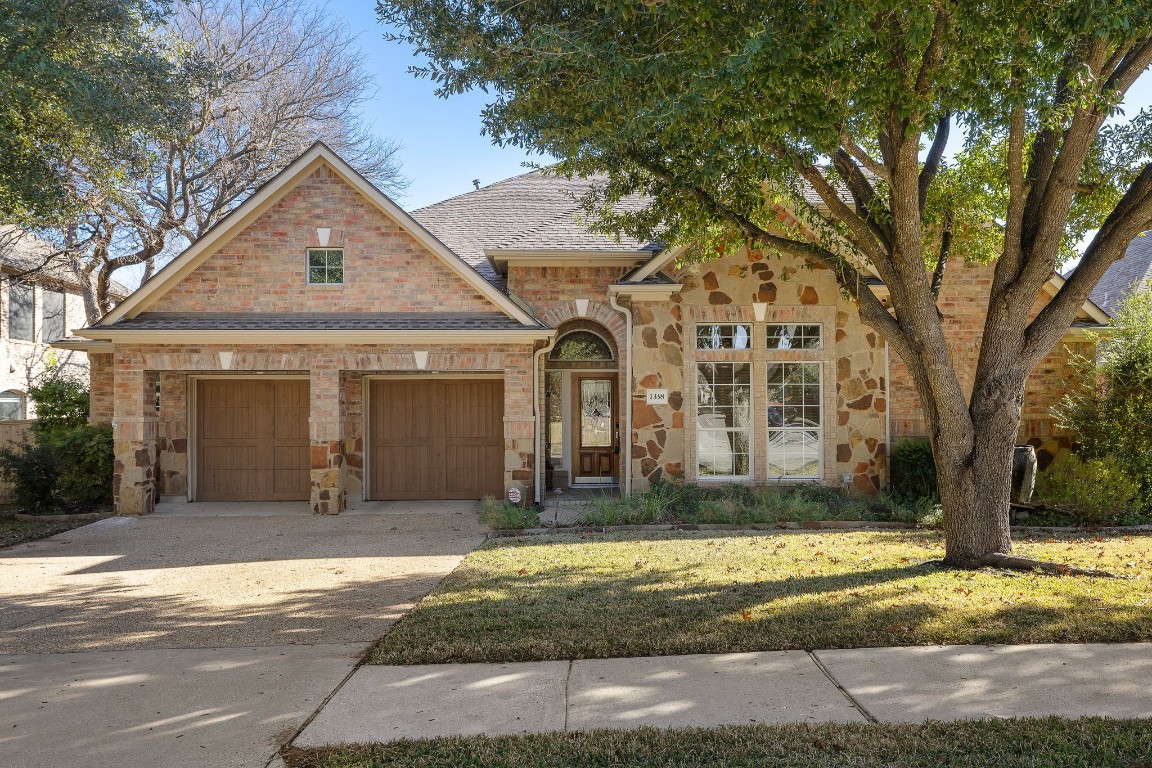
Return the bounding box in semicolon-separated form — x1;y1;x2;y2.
372;537;1152;664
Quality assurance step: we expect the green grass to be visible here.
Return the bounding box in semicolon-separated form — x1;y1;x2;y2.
0;516;92;548
370;530;1152;664
284;717;1152;768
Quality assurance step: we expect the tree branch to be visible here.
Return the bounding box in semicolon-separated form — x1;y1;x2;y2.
918;112;950;212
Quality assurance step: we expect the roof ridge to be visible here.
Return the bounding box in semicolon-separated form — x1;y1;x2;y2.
411;165;555;214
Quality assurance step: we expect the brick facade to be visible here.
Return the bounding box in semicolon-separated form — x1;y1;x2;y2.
150;166;496;315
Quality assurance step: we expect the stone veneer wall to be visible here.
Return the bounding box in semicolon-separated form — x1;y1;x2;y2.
108;343;536;515
631;248;889;492
887;259;1089;469
149;166;497;315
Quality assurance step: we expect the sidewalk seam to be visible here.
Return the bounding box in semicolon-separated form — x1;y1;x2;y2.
562;659;574;731
808;651;878;724
269;653;366;768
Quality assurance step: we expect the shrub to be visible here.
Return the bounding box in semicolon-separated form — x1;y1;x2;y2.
28;369;89;434
0;368;114;514
480;496;540;529
53;424;114;505
0;436;61;512
1035;453;1141;526
1053;286;1152;512
890;439;938;502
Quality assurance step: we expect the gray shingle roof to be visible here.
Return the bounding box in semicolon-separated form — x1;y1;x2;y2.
1090;231;1152;316
99;312;536;332
411;170;660;288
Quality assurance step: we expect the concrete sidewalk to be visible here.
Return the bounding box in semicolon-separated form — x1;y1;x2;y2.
295;643;1152;746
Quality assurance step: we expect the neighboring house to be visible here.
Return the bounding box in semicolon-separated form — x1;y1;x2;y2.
0;227;128;420
57;144;1111;515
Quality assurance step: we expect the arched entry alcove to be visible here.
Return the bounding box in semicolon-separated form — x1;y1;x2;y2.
545;321;621;489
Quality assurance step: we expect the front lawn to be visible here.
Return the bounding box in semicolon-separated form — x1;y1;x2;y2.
285;717;1152;768
0;516;92;549
370;530;1152;665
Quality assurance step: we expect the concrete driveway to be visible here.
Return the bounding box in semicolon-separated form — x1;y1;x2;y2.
0;505;486;768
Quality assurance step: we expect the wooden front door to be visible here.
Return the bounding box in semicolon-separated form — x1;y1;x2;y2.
573;374;618;484
196;379;310;501
370;378;504;500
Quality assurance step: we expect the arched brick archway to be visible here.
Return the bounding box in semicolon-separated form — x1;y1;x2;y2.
541;310;628;492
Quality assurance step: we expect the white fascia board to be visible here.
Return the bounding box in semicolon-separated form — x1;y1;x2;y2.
1043;272;1112;324
629;244;688;282
485;248;656;275
607;283;683;301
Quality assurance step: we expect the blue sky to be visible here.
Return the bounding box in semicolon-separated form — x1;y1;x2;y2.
330;1;547;209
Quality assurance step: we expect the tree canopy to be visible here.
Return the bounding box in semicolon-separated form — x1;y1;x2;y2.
380;0;1152;565
0;0;181;225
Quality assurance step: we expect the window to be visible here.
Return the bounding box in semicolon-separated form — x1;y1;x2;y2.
9;282;34;341
696;323;751;350
766;362;822;478
546;371;563;461
766;323;822;350
696;363;751;478
550;330;613;361
307;248;344;284
0;390;25;421
41;289;66;342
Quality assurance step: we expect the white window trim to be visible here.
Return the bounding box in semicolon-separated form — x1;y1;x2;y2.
306;247;345;285
765;361;824;481
694;360;754;482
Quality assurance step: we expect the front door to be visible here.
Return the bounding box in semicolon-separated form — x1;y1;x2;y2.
573;375;618;484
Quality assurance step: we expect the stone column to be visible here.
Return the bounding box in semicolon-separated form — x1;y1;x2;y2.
113;362;158;515
309;366;345;514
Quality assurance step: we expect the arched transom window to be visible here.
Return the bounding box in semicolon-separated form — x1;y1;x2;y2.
549;330;614;361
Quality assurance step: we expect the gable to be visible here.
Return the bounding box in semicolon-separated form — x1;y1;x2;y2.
99;144;539;326
149;167;499;315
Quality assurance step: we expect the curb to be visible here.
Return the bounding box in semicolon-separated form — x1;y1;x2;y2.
7;510;117;523
487;522;1152;538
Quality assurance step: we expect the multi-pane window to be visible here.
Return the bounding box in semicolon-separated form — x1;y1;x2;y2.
9;282;34;341
766;323;822;350
41;289;66;342
696;363;751;477
696;324;751;350
307;248;344;284
0;390;24;421
765;362;822;477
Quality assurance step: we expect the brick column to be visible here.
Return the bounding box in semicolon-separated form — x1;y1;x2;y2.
504;354;535;501
309;366;345;514
113;365;158;515
88;352;115;425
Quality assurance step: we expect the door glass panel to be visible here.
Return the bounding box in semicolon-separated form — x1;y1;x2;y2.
580;379;612;448
546;372;563;461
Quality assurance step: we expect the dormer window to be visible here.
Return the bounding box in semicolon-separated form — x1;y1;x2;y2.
307;248;344;284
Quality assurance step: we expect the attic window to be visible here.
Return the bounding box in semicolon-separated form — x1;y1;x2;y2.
307;248;344;284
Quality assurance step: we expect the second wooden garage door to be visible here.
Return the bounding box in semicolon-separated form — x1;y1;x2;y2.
196;379;310;501
370;379;504;500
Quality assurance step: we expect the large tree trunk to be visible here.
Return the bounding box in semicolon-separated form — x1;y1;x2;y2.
934;366;1026;566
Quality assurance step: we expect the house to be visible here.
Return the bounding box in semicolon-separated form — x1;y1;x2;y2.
0;227;127;420
57;143;1111;515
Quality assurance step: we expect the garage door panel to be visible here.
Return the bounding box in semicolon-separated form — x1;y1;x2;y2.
443;443;503;498
197;379;310;502
372;445;439;499
370;379;504;500
446;381;503;439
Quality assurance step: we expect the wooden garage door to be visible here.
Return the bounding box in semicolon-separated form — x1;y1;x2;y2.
196;379;310;501
370;379;504;500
